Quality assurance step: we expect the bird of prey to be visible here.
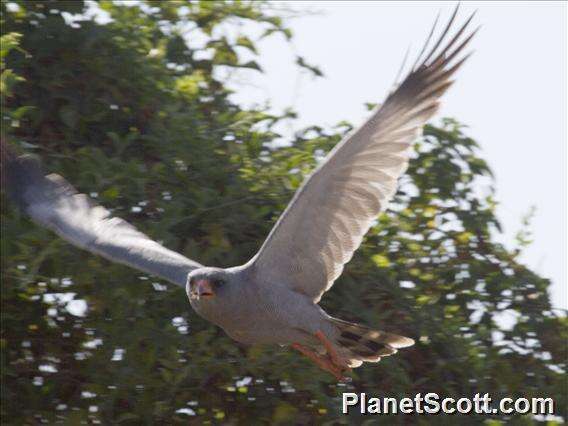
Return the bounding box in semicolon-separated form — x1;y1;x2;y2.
5;7;476;380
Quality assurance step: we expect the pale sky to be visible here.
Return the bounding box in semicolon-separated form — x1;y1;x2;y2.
229;1;567;309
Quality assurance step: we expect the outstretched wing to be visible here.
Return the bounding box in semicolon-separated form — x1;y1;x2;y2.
250;7;477;302
5;152;202;287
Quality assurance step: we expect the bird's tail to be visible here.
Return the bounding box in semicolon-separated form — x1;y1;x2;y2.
330;317;414;368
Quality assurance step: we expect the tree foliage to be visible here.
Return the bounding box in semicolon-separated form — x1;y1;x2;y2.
1;1;566;424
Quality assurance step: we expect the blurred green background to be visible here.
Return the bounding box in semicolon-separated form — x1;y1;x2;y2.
1;1;566;424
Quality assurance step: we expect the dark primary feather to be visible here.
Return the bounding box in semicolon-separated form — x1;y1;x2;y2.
5;152;201;287
250;7;477;303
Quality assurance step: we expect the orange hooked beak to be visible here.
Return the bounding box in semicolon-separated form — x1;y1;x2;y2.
194;279;215;299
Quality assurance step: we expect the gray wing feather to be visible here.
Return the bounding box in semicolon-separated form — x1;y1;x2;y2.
6;154;201;287
250;8;477;302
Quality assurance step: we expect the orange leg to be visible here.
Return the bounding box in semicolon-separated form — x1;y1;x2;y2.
315;330;343;367
291;343;344;380
292;330;351;381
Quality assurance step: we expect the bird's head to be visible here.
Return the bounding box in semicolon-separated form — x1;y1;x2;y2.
185;266;247;326
186;267;239;325
186;267;228;302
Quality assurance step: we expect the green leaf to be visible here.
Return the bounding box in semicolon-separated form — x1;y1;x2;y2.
59;105;78;128
371;254;391;268
236;36;257;53
296;55;323;77
0;32;22;60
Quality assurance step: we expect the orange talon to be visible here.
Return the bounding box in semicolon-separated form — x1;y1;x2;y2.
291;343;344;380
291;331;351;381
315;330;342;366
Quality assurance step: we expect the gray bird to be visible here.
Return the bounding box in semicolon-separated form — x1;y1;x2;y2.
5;7;476;379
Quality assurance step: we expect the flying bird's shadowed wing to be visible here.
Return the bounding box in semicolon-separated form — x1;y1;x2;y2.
250;7;477;302
5;153;202;287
